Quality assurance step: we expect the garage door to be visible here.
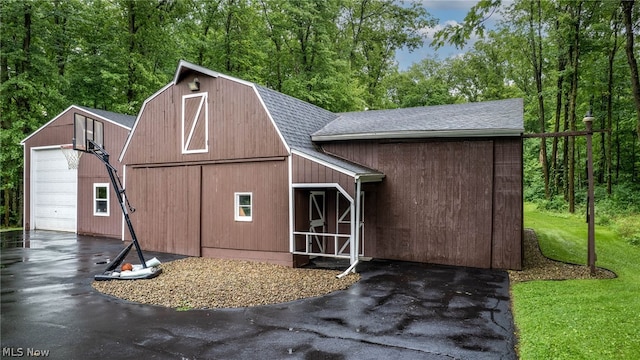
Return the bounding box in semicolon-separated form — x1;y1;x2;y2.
32;148;77;232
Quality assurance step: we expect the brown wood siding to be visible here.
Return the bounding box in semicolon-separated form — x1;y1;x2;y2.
200;160;289;253
361;183;378;257
122;75;288;166
491;138;523;269
321;141;379;169
291;154;355;198
322;138;522;269
323;138;523;269
126;166;201;256
372;141;494;268
23;108;129;237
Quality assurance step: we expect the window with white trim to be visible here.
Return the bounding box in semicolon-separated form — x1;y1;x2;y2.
234;192;252;222
94;183;109;216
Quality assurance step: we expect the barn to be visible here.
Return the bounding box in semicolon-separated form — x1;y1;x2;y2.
117;60;524;270
21;106;134;237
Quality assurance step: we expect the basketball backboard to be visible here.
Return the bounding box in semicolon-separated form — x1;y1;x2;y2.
74;113;104;152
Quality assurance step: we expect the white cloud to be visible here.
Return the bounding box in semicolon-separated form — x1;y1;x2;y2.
419;20;461;40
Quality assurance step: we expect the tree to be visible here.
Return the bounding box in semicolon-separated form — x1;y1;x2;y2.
382;56;462;108
621;0;640;141
337;0;432;109
1;0;68;227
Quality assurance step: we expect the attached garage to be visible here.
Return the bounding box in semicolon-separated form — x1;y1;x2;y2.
30;147;78;232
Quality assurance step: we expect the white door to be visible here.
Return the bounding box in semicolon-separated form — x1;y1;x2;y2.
31;148;77;232
309;191;326;252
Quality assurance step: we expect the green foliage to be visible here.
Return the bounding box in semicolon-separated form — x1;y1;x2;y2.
615;215;640;246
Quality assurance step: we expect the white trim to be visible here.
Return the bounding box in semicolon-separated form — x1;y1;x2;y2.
119;82;174;162
311;128;524;142
22;143;27;230
353;179;362;267
291;183;354;203
181;92;209;154
174;60;255;88
292;150;384;183
120;60;287;163
21;105;133;145
174;60;220;83
30;145;78;233
309;191;326;253
252;86;291;154
93;183;110;216
122;165;126;241
234;192;253;222
288;156;294;253
292;150;357;178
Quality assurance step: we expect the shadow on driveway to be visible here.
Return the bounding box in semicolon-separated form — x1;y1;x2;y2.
1;231;516;359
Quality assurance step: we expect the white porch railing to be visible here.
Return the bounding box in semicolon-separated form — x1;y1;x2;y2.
292;231;351;258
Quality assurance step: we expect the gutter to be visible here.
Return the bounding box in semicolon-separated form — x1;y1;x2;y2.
312;128;524;142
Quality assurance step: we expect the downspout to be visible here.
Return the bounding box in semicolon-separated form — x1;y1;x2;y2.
337;176;362;278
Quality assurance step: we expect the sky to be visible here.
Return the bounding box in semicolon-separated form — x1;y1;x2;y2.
395;0;502;70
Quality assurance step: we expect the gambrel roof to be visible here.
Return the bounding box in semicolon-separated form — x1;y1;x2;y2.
255;85;383;179
312;99;524;141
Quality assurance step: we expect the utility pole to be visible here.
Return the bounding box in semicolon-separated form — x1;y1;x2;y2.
583;111;597;275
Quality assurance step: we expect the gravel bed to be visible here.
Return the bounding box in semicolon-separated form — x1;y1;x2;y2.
508;229;616;283
93;229;615;308
92;258;359;309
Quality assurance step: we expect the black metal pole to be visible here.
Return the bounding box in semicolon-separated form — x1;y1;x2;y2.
89;142;148;268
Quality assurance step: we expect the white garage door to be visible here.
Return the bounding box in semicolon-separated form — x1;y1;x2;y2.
32;148;77;232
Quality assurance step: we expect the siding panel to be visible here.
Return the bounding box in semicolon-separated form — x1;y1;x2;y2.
492;138;523;269
200;160;289;253
292;154;355;198
123;76;288;166
126;166;201;256
326;140;500;268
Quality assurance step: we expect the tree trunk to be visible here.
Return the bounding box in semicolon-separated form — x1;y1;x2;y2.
529;0;550;199
3;187;8;227
606;30;615;194
53;0;67;76
552;47;567;196
126;0;137;104
567;2;583;213
621;0;640;141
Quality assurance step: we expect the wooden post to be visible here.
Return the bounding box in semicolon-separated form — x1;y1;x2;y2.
583;112;597;275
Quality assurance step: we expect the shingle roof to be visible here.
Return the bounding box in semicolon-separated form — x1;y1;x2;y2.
255;85;383;177
78;106;136;129
312;98;524;141
255;85;337;151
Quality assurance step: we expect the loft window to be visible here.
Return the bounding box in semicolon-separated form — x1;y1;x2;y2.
181;92;209;154
94;183;109;216
234;192;252;222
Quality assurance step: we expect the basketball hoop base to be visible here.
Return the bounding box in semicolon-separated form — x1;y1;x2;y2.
95;268;162;281
93;243;163;281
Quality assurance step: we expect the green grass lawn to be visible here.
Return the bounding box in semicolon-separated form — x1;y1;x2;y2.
514;203;640;359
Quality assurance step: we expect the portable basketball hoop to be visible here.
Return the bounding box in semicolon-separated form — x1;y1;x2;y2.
72;112;162;281
61;144;82;169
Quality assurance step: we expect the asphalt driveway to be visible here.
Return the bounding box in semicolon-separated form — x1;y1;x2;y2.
1;231;516;359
